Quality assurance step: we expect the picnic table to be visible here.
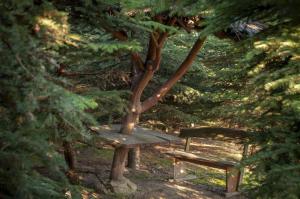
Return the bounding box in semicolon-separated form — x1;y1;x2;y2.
89;124;181;148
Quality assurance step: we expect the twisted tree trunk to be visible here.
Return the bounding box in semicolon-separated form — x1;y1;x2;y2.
109;36;206;184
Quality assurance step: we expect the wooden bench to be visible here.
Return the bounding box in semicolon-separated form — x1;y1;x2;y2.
166;127;250;197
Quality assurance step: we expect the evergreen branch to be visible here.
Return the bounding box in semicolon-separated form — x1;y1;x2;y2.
1;37;33;77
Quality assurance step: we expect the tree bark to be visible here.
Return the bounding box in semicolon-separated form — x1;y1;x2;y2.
110;147;129;180
109;18;203;184
110;47;158;179
126;31;171;169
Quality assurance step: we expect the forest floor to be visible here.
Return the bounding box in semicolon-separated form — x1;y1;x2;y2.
74;135;248;199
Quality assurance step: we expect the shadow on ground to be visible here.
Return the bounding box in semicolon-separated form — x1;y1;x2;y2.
74;137;247;199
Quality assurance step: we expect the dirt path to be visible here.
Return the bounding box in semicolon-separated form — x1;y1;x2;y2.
75;138;247;199
132;179;243;199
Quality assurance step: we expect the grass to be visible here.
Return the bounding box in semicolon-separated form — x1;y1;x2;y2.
74;142;114;161
94;147;114;160
153;157;173;168
187;163;252;191
188;164;226;188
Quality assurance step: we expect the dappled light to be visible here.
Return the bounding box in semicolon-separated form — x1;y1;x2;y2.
1;0;299;198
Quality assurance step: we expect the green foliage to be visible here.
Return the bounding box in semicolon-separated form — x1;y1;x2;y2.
0;1;99;198
1;0;299;198
140;1;300;197
237;28;300;198
82;89;129;123
202;0;300;37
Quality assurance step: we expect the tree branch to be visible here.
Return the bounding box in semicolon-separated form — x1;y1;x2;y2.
146;32;158;62
130;52;145;90
157;17;177;47
131;61;155;109
141;37;206;113
177;18;192;33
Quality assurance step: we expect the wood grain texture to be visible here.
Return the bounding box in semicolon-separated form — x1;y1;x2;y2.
165;150;236;170
179;127;251;142
89;124;181;148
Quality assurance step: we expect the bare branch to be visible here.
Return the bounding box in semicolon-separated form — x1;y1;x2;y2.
177;19;192;33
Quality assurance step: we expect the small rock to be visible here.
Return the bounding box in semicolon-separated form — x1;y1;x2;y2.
109;177;137;195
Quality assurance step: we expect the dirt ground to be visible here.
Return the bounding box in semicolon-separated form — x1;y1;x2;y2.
74;137;247;199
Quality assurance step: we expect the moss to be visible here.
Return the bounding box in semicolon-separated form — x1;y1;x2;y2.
94;148;114;160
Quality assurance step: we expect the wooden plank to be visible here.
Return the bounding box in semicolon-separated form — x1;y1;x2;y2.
166;150;236;170
89;124;181;148
179;127;251;142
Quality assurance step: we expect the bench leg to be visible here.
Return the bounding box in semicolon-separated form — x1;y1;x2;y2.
226;167;240;194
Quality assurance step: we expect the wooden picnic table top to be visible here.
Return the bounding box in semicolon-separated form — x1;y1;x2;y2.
89;124;181;148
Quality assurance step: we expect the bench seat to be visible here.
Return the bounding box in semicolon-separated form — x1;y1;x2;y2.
165;150;237;170
166;127;251;197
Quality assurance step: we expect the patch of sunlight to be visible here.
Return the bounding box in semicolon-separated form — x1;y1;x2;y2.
239;170;257;189
201;120;219;126
292;55;300;61
36;12;70;46
68;34;82;41
166;183;199;193
265;74;299;92
248;63;266;76
81;189;100;199
253;106;264;115
254;41;269;50
189;165;226;188
280;40;298;48
37;18;68;32
207;70;217;78
242;97;249;102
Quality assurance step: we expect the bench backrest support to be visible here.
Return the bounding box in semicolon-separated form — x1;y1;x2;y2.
181;127;250;156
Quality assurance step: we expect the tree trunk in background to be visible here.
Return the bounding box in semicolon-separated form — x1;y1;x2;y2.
63;141;76;170
127;146;140;169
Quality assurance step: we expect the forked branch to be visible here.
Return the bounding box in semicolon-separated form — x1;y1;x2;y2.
141;37;206;113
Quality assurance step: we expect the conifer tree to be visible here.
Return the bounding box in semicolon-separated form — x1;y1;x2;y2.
0;1;98;197
1;0;299;198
